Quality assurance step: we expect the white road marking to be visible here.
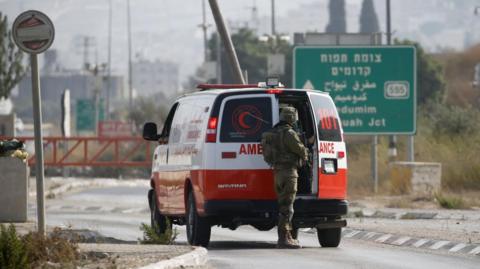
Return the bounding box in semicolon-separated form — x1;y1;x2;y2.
375;234;392;243
413;239;429;248
468;246;480;255
344;230;361;238
449;243;467;252
429;241;450;250
362;232;378;240
121;207;148;214
392;236;411;246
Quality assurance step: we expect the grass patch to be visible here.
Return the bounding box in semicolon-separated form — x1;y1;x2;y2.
347;108;480;197
434;192;468;209
0;224;80;269
138;220;178;245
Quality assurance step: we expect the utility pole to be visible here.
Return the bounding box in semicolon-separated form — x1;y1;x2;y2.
216;33;222;83
208;0;245;84
247;0;259;33
106;0;112;120
127;0;133;112
386;0;397;162
82;36;95;70
271;0;276;36
200;0;210;62
386;0;391;45
83;37;89;69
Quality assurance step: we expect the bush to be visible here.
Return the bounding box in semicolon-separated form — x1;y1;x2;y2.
347;107;480;195
23;227;79;268
423;101;480;136
0;225;27;269
0;224;80;269
138;221;178;245
434;192;468;209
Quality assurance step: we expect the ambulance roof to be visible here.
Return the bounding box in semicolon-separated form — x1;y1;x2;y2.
181;85;329;99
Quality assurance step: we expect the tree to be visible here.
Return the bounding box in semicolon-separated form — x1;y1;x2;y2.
359;0;380;33
325;0;346;33
396;39;446;105
0;12;26;99
199;28;292;86
128;95;169;133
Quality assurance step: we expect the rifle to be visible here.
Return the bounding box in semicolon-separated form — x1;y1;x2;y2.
298;131;313;194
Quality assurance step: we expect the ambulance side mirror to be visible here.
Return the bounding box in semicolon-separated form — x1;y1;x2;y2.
143;122;160;141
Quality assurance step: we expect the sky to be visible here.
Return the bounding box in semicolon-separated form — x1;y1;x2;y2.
1;0;480;86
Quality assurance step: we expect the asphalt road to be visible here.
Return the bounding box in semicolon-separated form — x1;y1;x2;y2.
32;185;480;269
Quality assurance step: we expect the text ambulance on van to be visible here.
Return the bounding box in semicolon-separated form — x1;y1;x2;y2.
143;80;348;248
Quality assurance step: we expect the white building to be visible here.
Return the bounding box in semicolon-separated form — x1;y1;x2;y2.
132;59;179;97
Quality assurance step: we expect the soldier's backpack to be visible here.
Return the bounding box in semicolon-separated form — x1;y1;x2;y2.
261;126;283;166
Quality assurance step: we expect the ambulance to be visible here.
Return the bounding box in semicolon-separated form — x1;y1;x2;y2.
143;79;348;248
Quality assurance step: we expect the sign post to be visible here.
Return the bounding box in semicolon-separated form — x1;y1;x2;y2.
294;46;416;134
294;46;416;193
13;10;55;235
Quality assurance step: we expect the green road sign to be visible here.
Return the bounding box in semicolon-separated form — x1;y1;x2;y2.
76;99;104;132
294;46;416;135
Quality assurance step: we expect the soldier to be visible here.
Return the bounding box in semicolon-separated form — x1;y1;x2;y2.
272;106;308;249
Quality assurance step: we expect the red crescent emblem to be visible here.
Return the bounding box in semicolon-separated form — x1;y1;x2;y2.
231;105;264;135
238;112;251;129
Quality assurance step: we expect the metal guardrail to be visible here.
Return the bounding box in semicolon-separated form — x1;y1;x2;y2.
1;136;153;167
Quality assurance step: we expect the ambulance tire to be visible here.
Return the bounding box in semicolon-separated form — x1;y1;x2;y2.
186;191;211;247
317;227;342;247
151;192;171;236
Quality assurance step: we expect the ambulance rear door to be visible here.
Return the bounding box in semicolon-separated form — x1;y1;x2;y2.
209;93;278;200
307;93;347;200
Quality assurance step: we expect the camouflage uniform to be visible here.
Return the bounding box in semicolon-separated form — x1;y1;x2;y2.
273;107;308;248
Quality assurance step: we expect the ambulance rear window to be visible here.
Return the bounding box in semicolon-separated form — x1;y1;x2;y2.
310;94;342;141
220;97;272;143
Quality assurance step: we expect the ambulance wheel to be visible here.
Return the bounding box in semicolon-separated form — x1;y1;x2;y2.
186;191;211;247
150;191;170;236
317;227;341;247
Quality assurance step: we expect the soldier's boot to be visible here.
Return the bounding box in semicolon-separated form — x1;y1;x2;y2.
285;230;301;248
277;227;287;247
277;228;301;249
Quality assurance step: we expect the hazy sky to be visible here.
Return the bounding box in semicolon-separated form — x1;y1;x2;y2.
1;0;479;85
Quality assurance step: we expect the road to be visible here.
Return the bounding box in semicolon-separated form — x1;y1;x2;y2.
30;184;479;269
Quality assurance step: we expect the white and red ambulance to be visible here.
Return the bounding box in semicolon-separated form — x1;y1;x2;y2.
143;80;348;248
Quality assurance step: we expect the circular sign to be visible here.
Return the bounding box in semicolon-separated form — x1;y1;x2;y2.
231;105;264;135
12;10;55;54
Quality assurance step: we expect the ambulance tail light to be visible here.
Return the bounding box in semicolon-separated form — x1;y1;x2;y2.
337;151;345;159
206;117;218;143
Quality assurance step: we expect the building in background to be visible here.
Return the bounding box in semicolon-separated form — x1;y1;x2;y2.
132;59;179;97
13;50;125;128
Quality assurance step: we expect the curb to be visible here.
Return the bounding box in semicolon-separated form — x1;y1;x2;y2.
340;228;480;257
301;228;480;257
138;247;208;269
348;208;480;221
33;178;150;198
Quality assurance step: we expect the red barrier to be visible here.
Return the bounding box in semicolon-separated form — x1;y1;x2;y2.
2;137;153;167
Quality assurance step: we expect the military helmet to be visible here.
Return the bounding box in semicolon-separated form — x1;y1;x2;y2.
280;106;298;124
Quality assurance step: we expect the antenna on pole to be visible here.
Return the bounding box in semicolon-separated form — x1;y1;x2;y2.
199;0;211;62
127;0;133;112
106;0;112;120
271;0;276;36
246;0;259;32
